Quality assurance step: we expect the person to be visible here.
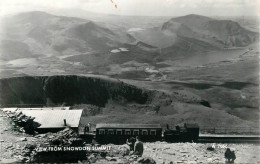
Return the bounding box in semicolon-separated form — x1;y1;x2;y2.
225;148;232;163
88;122;91;131
126;137;136;151
133;136;144;156
84;125;88;135
230;150;236;163
24;118;35;134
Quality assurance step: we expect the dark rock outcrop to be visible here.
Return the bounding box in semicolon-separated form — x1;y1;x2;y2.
200;100;211;108
0;75;150;107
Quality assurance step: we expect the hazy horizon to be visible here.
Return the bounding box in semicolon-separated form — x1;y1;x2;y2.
0;0;259;18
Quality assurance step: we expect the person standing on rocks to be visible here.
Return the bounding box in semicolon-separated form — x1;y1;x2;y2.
133;136;143;156
225;148;233;163
88;122;91;132
126;137;136;151
84;125;87;135
230;149;236;163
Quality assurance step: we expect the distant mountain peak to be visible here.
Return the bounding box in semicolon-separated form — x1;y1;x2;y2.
180;14;213;19
15;11;55;19
77;21;116;36
21;11;51;15
83;21;98;27
171;14;214;23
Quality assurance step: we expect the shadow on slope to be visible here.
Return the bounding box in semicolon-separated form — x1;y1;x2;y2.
0;75;150;107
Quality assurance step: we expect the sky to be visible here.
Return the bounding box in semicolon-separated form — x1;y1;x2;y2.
0;0;259;17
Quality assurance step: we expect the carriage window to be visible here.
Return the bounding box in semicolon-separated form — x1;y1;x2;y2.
150;130;156;135
108;129;114;135
133;130;139;135
125;129;131;135
116;129;122;135
99;129;105;135
142;130;148;135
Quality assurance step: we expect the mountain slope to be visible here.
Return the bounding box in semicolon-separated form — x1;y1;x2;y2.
0;75;150;106
130;14;258;49
129;14;228;50
0;40;33;60
170;14;214;31
0;11;133;60
169;14;258;47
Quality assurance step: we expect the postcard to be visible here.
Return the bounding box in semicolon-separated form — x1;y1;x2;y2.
0;0;259;163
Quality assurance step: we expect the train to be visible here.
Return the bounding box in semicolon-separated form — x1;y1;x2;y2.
164;123;199;142
89;123;199;144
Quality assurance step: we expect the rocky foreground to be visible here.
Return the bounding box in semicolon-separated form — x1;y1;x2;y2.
1;110;260;163
143;142;260;164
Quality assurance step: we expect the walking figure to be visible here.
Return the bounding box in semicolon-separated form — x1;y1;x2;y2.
225;148;236;163
133;136;144;156
84;124;90;135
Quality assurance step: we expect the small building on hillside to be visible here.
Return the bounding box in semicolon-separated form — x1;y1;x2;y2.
1;108;83;133
20;110;83;133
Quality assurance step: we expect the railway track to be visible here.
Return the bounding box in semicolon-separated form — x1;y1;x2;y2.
198;134;260;143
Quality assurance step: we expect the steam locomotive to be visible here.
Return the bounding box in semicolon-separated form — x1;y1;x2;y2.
164;123;199;142
92;123;199;144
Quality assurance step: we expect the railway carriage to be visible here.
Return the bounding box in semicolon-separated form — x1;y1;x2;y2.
96;124;162;144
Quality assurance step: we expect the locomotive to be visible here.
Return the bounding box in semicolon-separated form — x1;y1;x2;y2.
164;123;200;142
92;123;199;143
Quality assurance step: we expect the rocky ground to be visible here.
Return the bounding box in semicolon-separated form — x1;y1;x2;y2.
143;142;260;164
1;110;260;163
0;110;36;163
0;110;156;163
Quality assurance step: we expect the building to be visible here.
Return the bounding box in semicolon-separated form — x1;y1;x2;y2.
1;108;83;133
96;124;162;143
22;110;83;133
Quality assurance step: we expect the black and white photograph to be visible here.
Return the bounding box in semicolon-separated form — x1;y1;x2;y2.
0;0;259;163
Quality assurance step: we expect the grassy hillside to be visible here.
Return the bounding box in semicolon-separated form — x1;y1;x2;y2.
1;75;256;129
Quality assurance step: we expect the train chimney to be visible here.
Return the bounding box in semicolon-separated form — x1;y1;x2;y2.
64;119;67;126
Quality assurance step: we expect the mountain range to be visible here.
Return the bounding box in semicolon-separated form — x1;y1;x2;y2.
0;11;258;63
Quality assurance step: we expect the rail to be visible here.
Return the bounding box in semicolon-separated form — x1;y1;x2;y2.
163;124;259;135
199;126;260;135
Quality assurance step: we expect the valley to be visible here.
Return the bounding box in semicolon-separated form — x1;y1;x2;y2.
0;11;259;130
